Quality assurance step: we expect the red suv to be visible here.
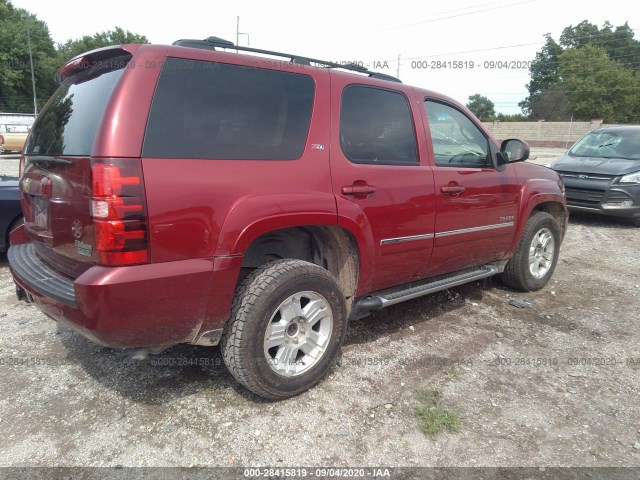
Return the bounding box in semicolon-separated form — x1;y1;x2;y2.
9;38;567;399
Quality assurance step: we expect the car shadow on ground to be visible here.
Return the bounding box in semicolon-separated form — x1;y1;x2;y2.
57;279;496;405
567;211;637;229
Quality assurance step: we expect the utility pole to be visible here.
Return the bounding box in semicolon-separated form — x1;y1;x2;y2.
396;54;401;79
22;13;38;116
236;16;250;48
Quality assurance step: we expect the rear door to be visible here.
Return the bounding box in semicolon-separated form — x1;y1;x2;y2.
330;77;436;293
422;99;519;276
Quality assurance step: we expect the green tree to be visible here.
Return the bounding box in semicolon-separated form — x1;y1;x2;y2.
0;1;149;113
0;0;57;112
559;20;603;49
519;34;562;117
466;94;495;121
558;45;640;122
608;23;640;70
57;27;149;64
522;20;640;121
526;90;571;121
559;20;640;70
495;113;528;122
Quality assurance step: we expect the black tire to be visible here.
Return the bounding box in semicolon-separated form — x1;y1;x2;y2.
221;259;347;400
500;212;561;291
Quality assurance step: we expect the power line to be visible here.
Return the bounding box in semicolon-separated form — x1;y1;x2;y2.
370;0;538;32
358;27;640;65
297;0;539;46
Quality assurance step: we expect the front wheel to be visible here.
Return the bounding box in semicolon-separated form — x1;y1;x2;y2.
221;259;348;399
500;212;561;291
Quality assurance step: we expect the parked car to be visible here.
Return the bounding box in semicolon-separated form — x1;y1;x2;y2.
549;126;640;226
0;175;23;253
8;38;568;399
0;124;31;153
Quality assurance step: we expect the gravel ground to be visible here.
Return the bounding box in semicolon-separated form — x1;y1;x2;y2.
0;155;20;177
1;148;639;470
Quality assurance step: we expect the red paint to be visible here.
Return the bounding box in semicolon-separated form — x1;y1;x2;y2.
10;43;567;349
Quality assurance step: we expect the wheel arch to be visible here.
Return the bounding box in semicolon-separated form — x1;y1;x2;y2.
215;193;376;295
241;225;361;307
511;179;568;255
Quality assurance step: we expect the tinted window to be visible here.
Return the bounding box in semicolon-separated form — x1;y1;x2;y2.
25;58;129;156
570;130;640;160
143;58;315;160
424;100;490;168
340;86;418;165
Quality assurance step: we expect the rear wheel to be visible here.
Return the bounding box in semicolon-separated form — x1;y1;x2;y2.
221;259;347;399
501;212;561;291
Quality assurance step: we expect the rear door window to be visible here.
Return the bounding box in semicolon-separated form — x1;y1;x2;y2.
143;58;315;160
340;86;418;165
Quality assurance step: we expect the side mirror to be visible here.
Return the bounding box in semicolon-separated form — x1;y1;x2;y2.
499;139;530;163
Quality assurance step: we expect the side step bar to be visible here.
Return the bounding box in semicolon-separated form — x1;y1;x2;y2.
352;265;498;318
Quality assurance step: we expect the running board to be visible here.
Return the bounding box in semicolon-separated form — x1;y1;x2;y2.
352;265;498;317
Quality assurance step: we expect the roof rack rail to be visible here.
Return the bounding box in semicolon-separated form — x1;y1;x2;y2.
171;36;402;83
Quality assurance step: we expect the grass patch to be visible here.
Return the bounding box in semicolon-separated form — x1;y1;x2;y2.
415;388;461;438
445;366;461;379
416;387;442;406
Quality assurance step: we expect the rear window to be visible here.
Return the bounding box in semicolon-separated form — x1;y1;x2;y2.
25;58;129;156
142;58;315;160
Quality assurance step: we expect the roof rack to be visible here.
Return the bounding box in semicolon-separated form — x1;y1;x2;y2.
172;36;402;83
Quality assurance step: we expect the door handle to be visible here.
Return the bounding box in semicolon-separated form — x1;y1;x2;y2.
441;184;465;195
342;184;376;196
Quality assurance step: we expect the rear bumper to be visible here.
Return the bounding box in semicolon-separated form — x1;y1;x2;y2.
9;244;77;306
8;241;241;348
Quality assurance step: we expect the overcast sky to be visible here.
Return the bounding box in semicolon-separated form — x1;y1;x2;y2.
11;0;638;114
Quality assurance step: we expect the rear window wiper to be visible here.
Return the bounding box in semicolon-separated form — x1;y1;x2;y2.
27;155;73;166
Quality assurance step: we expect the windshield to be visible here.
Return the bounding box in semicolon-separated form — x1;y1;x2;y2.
569;130;640;160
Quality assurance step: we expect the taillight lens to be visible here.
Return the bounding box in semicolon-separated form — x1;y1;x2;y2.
91;158;148;266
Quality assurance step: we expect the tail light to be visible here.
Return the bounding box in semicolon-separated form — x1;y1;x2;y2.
0;134;4;143
90;158;149;266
